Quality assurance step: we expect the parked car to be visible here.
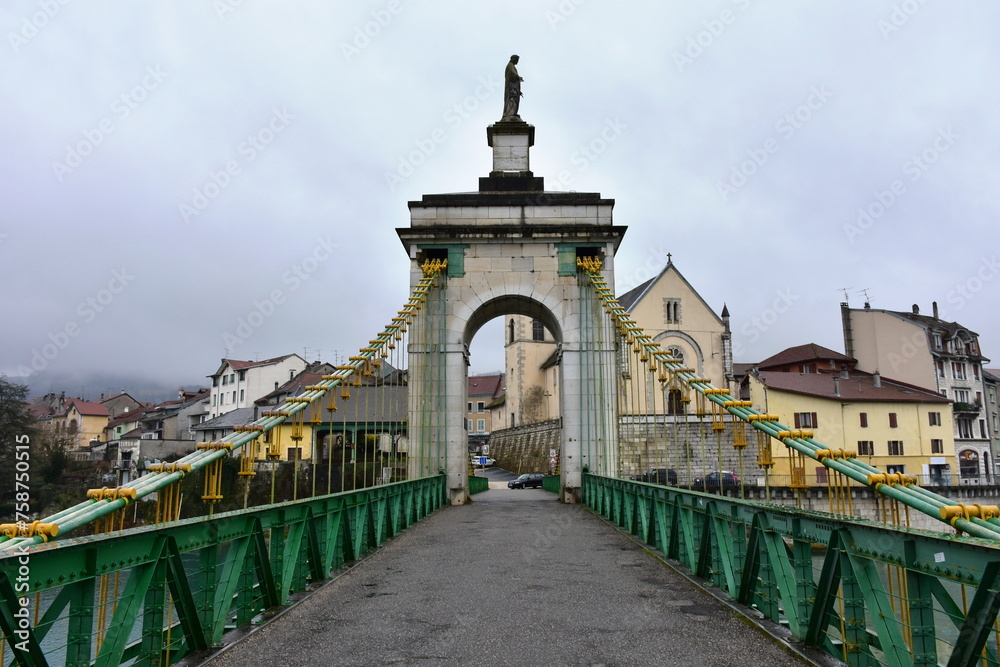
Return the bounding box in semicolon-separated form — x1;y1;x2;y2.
692;471;740;488
508;472;545;489
634;468;678;486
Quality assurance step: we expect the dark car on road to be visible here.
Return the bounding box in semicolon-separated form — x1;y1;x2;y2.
508;473;545;489
692;471;740;488
634;468;678;486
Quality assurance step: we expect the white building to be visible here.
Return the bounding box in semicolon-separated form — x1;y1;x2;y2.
207;354;306;419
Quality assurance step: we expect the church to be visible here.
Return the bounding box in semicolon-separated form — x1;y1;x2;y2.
503;255;734;428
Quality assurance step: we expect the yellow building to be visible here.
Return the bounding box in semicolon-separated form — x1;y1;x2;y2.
50;398;109;450
504;316;558;427
745;369;955;486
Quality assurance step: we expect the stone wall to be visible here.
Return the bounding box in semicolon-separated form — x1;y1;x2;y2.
490;419;562;475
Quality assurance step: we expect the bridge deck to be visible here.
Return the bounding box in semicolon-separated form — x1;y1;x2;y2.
203;486;816;666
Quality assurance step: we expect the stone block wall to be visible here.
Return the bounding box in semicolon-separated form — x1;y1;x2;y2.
490;419;562;475
616;415;760;484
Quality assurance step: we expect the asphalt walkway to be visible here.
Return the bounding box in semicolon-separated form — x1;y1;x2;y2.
203;485;815;666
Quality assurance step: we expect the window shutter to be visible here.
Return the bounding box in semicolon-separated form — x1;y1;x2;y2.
794;413;801;428
811;413;818;428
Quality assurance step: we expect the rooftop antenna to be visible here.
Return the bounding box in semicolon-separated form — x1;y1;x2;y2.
858;288;872;308
838;287;853;302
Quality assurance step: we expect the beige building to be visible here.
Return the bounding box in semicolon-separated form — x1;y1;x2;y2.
504;316;558;427
743;343;955;486
503;257;733;426
466;373;504;446
51;398;109;451
842;302;993;482
618;256;735;400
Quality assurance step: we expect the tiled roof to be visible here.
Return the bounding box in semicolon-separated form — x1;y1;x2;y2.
65;398;109;417
468;373;504;399
256;372;327;404
107;410;145;428
757;343;854;370
210;354;302;377
192;408;257;430
617;278;653;311
884;309;974;336
755;370;948;404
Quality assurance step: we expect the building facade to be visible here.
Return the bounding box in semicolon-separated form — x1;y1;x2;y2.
745;367;955;486
466;372;505;447
618;257;734;398
207;354;306;419
842;302;993;482
503;316;556;428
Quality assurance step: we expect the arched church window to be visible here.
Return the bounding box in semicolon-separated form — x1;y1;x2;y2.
508;318;515;344
531;319;544;341
667;346;684;365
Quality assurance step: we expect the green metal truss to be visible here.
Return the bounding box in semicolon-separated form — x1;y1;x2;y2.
584;474;1000;667
0;260;450;554
0;475;446;667
576;258;1000;541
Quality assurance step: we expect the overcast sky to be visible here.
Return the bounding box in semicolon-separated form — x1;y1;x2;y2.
3;1;999;402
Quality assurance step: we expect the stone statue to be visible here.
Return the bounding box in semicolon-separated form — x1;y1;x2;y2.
501;54;523;122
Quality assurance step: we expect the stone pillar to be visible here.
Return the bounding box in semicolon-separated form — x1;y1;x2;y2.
487;122;534;174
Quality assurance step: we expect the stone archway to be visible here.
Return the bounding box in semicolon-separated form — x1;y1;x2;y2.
398;120;625;504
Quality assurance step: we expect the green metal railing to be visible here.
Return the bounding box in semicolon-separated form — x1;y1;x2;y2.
468;475;489;495
0;475;446;667
585;474;1000;667
0;260;450;555
576;258;1000;541
541;475;560;494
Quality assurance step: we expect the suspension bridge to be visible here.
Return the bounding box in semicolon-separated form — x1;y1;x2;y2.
3;117;1000;667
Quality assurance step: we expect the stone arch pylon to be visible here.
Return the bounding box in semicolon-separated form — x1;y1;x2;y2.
397;120;626;504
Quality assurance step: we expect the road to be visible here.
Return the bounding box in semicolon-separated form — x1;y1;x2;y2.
201;475;819;666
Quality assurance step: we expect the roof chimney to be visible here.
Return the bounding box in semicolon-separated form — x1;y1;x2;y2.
912;304;919;314
872;370;881;388
932;301;939;319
